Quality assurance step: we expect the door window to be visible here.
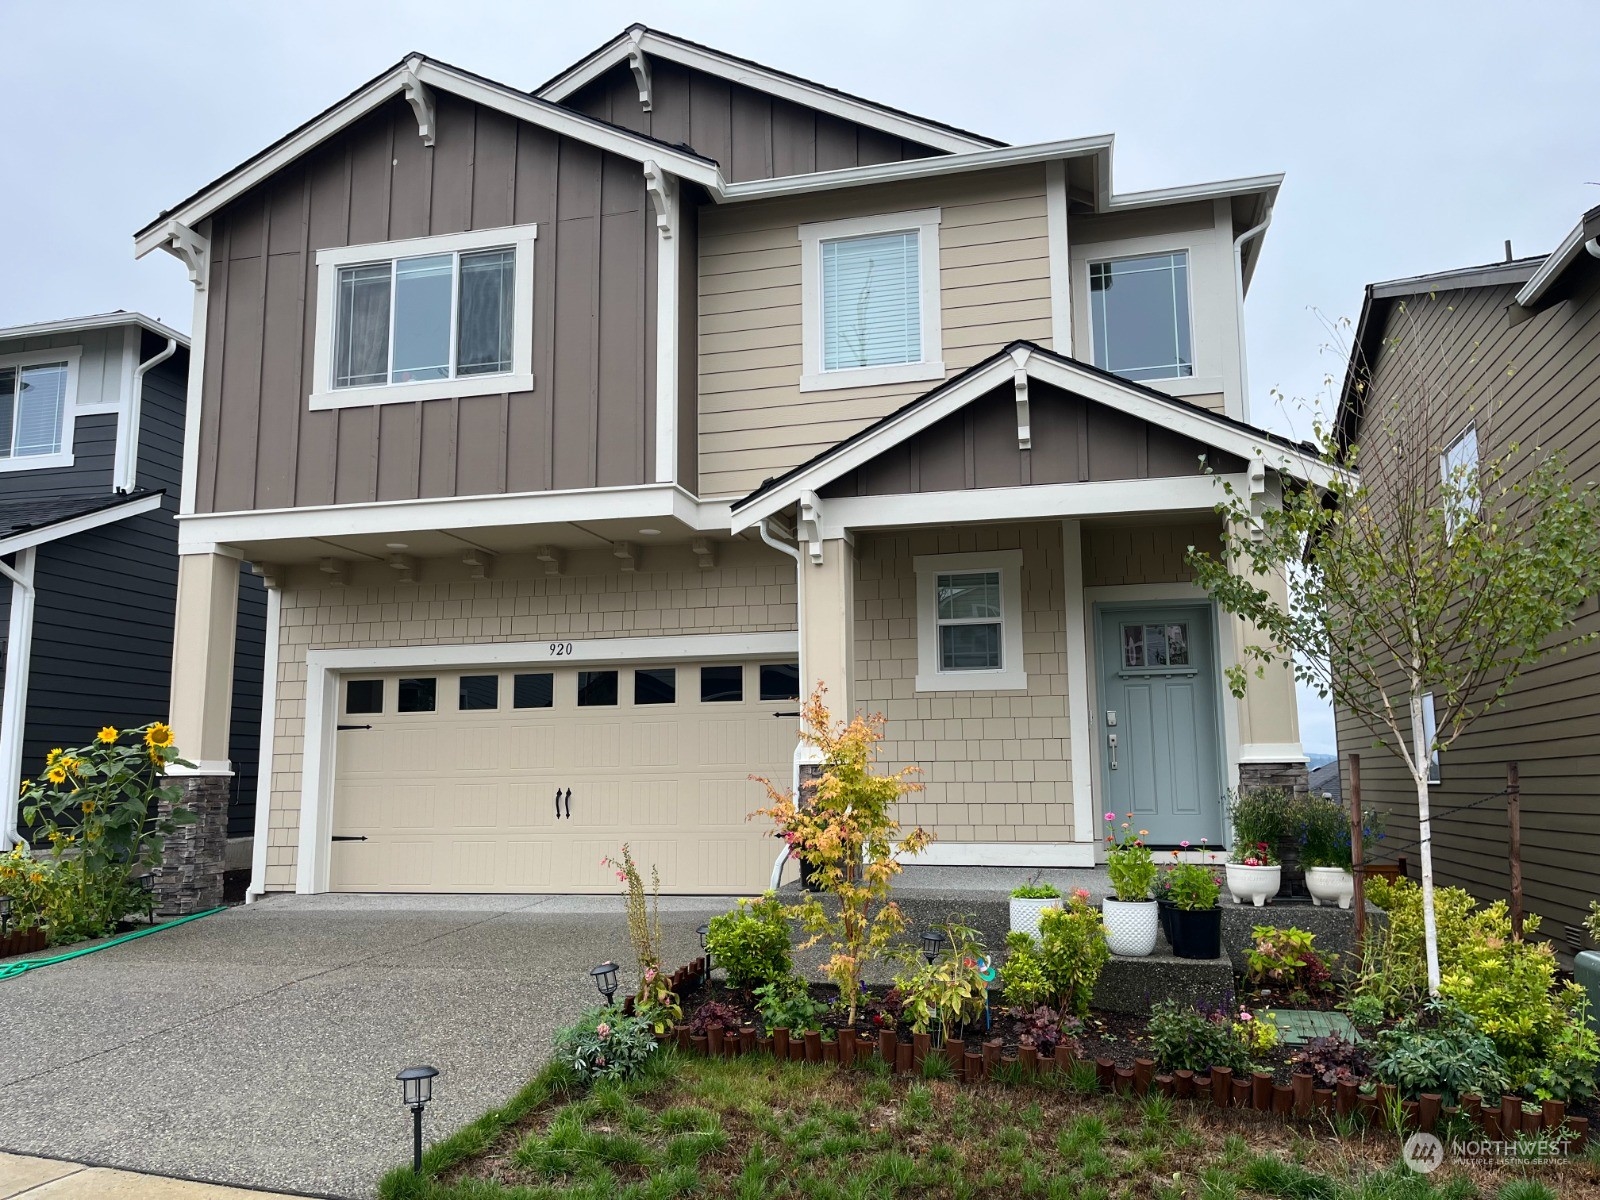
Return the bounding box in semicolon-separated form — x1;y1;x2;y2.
346;679;384;714
1121;622;1190;669
459;675;499;710
759;662;800;701
397;677;437;712
634;667;676;705
513;672;554;709
701;665;743;702
577;670;619;707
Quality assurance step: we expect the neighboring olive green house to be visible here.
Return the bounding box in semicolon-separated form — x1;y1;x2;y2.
1335;205;1600;962
135;26;1315;903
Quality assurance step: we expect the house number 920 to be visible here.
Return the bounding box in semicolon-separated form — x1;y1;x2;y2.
548;642;574;657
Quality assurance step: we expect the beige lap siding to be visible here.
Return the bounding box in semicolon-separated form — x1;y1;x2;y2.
853;522;1073;845
260;546;798;892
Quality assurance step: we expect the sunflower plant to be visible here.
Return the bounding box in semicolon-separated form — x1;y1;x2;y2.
6;722;195;944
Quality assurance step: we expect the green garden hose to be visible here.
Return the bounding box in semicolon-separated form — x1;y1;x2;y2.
0;906;226;980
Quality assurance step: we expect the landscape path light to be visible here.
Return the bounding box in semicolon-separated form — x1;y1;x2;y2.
921;929;943;965
136;873;155;924
591;960;619;1006
397;1065;439;1174
696;922;713;983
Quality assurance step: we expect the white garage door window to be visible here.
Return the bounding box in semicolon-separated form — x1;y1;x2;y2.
329;659;801;894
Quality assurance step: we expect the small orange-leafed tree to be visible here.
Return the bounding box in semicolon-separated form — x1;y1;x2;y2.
753;685;931;1025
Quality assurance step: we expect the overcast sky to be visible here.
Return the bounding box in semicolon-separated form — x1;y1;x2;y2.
4;1;1597;753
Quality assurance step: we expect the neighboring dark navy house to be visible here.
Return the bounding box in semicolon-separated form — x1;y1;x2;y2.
0;313;265;865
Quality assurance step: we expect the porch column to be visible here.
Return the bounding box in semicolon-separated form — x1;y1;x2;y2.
798;536;855;716
161;547;241;913
1060;521;1095;846
1230;559;1306;793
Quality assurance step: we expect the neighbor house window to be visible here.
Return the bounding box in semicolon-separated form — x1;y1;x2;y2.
1440;426;1479;536
912;550;1026;692
799;209;943;392
1089;251;1194;383
1421;692;1441;785
311;224;537;409
0;349;77;470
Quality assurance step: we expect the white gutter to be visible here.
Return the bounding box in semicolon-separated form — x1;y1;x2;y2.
1232;202;1275;426
115;336;178;493
0;548;37;849
245;579;281;901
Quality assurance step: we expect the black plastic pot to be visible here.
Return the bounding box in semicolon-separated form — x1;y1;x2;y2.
1157;898;1175;943
1167;904;1222;960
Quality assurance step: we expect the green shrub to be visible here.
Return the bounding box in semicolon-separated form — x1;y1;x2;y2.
996;893;1108;1018
1369;1000;1508;1105
999;933;1053;1009
1104;813;1156;900
1010;882;1062;900
1244;925;1335;1003
1294;793;1382;870
1341;993;1385;1031
1225;786;1293;864
553;1006;659;1083
752;974;829;1033
1145;1000;1262;1074
894;916;991;1036
1163;862;1221;911
705;892;792;991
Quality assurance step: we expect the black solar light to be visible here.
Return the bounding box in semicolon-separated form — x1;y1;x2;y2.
696;922;714;982
0;893;11;935
921;929;944;965
591;961;620;1006
136;873;155;924
397;1065;439;1174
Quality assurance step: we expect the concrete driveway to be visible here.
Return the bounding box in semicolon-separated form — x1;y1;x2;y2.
0;893;727;1199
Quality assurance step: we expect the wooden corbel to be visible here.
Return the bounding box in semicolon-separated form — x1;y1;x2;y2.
318;558;348;587
797;491;825;566
1009;345;1032;450
161;220;209;290
249;561;283;590
533;545;563;577
643;160;675;240
388;553;418;584
463;550;495;581
1247;455;1268;538
690;538;715;570
627;28;653;112
612;541;637;573
400;59;437;146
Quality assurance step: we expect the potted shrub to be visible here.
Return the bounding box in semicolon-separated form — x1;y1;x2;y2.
1296;793;1383;909
1009;881;1063;937
1223;787;1290;906
1101;813;1158;957
1163;861;1223;959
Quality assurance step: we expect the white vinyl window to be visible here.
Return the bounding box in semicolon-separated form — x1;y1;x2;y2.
311;225;537;409
913;550;1026;692
1089;250;1194;383
1440;426;1479;537
0;348;77;471
799;209;943;392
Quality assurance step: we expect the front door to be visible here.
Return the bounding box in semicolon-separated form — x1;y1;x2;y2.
1095;604;1224;846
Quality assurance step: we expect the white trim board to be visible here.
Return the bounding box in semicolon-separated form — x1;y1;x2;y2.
0;312;189;346
294;630;800;894
0;492;165;558
0;548;36;846
906;842;1098;868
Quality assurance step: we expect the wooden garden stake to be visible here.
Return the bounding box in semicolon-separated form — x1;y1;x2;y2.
1018;1042;1038;1076
1133;1058;1155;1095
1508;761;1522;939
896;1041;913;1075
1418;1094;1441;1133
1349;753;1365;942
1210;1065;1232;1106
1291;1072;1312;1117
1231;1077;1251;1108
1251;1070;1273;1110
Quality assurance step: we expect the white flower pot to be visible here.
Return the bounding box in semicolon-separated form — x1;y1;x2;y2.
1225;862;1282;907
1009;897;1062;938
1304;866;1355;909
1101;897;1159;957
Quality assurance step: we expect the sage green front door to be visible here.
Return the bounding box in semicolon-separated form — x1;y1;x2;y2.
1095;604;1224;847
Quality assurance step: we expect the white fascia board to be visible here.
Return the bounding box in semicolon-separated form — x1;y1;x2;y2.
718;136;1113;204
136;59;721;258
0;312;190;346
816;476;1248;537
307;630;798;673
1107;173;1284;212
0;492;165;558
176;485;730;551
536;30;1000;155
1516;220;1586;307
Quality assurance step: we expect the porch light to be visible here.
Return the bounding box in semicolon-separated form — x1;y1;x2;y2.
590;961;620;1006
921;929;943;965
696;922;713;982
396;1065;439;1174
137;873;155;924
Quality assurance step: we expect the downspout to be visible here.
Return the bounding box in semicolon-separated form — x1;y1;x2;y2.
116;337;178;493
244;580;281;902
0;548;37;849
758;515;809;890
1232;203;1275;426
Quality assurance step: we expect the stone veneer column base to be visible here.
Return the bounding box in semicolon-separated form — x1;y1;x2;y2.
156;773;229;914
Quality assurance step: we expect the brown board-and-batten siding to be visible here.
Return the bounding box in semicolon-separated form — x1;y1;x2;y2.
818;380;1246;499
193;92;657;515
1334;265;1600;962
561;61;944;182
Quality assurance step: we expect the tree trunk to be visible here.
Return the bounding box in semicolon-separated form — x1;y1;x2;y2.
1409;693;1443;995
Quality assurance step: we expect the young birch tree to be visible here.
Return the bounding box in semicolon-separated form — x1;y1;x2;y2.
1188;318;1600;994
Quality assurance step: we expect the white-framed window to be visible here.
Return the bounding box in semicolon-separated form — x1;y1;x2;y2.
0;347;78;472
1440;426;1479;537
799;208;943;393
1421;691;1441;785
912;549;1026;692
310;224;537;410
1088;250;1194;383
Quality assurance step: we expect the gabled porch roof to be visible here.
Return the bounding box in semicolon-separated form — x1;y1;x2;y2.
730;342;1334;531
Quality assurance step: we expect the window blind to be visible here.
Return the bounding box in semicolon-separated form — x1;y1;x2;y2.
821;230;921;371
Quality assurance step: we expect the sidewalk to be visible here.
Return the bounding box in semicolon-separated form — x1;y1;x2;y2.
0;1152;310;1199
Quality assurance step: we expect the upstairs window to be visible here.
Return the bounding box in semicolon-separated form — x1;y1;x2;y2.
0;350;76;469
312;225;536;409
1089;251;1194;383
1440;426;1479;537
799;209;943;392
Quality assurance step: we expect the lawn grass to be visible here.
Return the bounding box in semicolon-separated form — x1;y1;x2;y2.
378;1050;1598;1200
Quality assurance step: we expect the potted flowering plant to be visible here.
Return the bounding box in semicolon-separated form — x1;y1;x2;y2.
1102;812;1158;957
1163;859;1223;959
1223;787;1288;907
1296;794;1383;909
1008;880;1063;937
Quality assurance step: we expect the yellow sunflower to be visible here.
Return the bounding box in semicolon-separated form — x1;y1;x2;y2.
97;726;119;744
81;800;96;814
145;723;175;750
18;779;29;795
45;748;63;767
46;766;67;785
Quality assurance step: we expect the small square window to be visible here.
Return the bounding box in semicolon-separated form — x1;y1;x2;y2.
759;662;800;702
513;673;553;709
346;679;383;714
635;667;676;705
701;665;743;702
459;675;499;711
398;677;436;713
577;670;618;707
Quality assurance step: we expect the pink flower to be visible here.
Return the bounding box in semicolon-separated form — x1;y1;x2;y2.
644;966;657;982
596;1022;611;1039
595;1054;607;1066
1238;1011;1253;1022
1104;811;1116;822
1073;887;1091;901
1180;840;1191;848
616;871;627;881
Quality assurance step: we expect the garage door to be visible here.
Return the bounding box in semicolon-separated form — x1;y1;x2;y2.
328;658;801;894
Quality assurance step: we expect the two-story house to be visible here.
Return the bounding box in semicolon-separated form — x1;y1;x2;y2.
135;27;1317;902
0;312;265;886
1336;206;1600;961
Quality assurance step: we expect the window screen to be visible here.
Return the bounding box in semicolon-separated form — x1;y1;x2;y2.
935;571;1002;671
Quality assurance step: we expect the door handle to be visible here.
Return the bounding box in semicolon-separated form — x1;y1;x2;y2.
563;788;572;819
555;787;563;819
1108;733;1119;771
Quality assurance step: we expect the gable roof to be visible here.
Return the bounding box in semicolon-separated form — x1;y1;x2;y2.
134;53;722;258
535;24;1003;155
0;311;189;347
731;341;1331;528
0;491;166;558
1515;202;1600;310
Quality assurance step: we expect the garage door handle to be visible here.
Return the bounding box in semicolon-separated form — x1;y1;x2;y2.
332;835;367;842
563;788;572;819
337;724;372;731
555;787;563;819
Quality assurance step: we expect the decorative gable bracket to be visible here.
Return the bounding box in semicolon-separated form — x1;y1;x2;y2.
643;160;675;239
627;28;653;112
159;220;210;290
797;491;825;565
1008;345;1032;449
400;58;437;147
1247;454;1268;539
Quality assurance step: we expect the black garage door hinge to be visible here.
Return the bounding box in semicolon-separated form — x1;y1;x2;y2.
331;835;368;842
